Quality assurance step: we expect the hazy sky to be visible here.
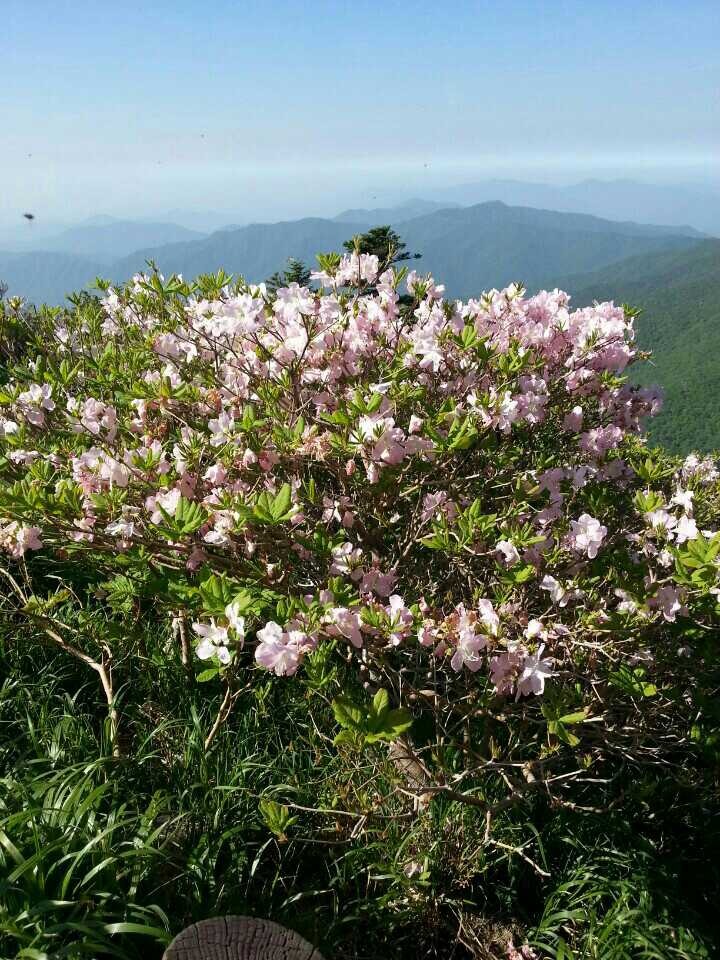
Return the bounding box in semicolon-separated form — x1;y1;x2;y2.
1;0;718;227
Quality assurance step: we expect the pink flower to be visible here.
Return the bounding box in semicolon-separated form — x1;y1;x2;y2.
490;651;522;695
0;522;43;558
417;622;438;647
649;584;683;622
450;604;487;672
361;566;396;597
330;542;364;580
386;594;414;645
563;405;583;432
579;425;623;458
203;462;227;486
255;621;301;676
517;644;553;697
18;383;55;427
326;607;364;648
540;575;568;606
258;450;279;472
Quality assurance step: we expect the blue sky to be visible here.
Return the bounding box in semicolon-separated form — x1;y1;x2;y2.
1;0;718;226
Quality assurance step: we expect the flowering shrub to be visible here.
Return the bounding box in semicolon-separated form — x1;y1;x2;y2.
0;255;718;809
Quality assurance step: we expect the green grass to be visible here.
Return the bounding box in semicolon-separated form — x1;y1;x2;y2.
1;614;718;960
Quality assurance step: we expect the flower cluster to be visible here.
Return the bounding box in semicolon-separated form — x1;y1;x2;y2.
0;263;717;714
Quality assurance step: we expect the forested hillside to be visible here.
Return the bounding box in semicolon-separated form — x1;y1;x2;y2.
566;240;720;452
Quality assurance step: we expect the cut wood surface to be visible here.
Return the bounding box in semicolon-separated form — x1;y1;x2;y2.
163;916;325;960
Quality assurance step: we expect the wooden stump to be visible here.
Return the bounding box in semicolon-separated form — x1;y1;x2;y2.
163;916;325;960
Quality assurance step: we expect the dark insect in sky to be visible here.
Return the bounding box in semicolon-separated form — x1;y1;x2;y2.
23;212;35;221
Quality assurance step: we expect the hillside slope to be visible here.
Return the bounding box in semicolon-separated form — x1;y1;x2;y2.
113;217;365;284
0;251;105;305
395;203;701;299
564;240;720;453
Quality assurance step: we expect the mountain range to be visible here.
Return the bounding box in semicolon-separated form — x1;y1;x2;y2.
429;178;720;237
1;200;703;305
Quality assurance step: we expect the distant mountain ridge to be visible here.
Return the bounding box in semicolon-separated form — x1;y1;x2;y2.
430;178;718;237
113;216;365;286
333;198;460;224
0;199;703;307
112;201;701;301
25;220;206;263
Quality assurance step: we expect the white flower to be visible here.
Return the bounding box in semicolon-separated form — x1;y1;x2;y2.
478;598;499;635
671;488;694;514
255;621;301;676
496;539;521;566
675;515;698;544
524;619;546;641
149;487;182;524
224;601;246;641
106;518;135;539
208;410;235;446
450;627;486;672
540;575;568;606
192;619;232;664
570;513;607;559
645;509;676;536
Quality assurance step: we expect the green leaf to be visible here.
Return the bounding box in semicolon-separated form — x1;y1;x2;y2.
372;688;390;720
228;589;259;616
333;728;362;747
559;708;590;725
383;708;413;737
366;707;413;743
175;496;205;534
196;667;220;683
332;696;365;731
198;574;238;614
553;723;580;747
270;483;293;522
259;798;297;839
102;922;170;941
